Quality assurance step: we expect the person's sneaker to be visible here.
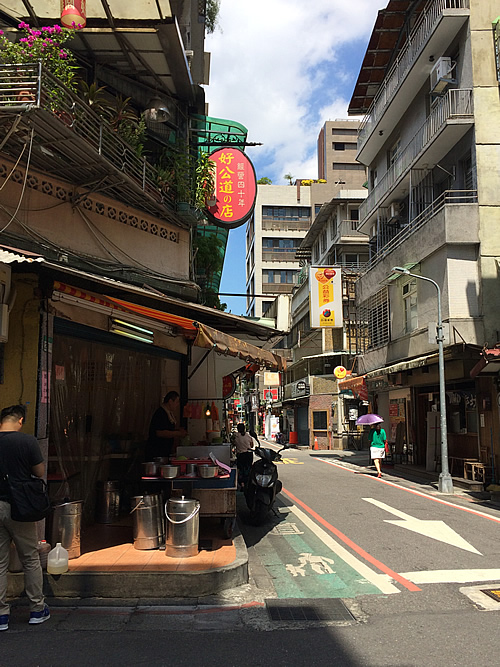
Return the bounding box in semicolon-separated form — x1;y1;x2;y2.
29;605;50;625
0;614;8;631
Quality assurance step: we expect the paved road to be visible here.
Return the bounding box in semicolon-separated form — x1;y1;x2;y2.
4;446;500;666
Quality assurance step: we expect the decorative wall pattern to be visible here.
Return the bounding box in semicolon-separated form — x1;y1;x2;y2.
0;162;179;244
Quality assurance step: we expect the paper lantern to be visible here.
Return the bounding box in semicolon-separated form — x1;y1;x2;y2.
61;1;86;28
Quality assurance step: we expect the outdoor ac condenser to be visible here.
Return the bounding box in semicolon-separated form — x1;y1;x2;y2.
430;57;453;93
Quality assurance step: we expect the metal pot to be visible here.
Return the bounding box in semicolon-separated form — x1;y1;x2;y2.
160;464;179;479
185;463;198;476
142;462;157;476
197;464;218;478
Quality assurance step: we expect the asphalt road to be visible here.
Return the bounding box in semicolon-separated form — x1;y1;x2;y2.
3;447;500;666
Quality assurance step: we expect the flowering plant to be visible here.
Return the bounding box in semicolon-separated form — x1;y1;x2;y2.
0;22;78;91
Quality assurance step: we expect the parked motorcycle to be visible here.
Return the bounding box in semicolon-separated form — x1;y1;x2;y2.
245;438;289;525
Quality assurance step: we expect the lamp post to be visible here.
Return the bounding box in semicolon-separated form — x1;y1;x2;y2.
392;267;453;494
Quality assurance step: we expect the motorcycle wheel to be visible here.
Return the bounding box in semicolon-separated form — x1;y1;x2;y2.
250;499;270;526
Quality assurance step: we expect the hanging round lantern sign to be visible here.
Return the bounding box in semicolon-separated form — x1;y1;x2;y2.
334;366;347;379
61;1;87;28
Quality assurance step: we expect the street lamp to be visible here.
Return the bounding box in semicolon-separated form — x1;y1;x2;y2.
392;267;453;494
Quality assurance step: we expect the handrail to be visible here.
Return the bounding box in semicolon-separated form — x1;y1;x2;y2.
367;189;477;270
358;0;470;149
0;63;175;208
359;88;473;221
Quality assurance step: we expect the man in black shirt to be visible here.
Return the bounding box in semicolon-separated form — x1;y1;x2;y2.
145;391;187;461
0;405;49;631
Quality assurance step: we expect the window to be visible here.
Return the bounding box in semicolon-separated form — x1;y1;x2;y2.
333;142;345;151
312;411;328;430
344;253;359;265
350;208;359;221
358;288;390;351
263;270;297;284
320;230;327;254
388;139;401;168
403;279;417;333
332;128;358;136
332;163;365;170
262;206;311;220
262;301;273;314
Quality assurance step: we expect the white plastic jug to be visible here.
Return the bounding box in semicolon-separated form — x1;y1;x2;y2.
47;542;69;575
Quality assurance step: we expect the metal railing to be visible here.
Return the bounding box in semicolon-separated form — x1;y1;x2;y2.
358;0;470;149
262;248;301;261
333;219;368;241
262;219;310;231
368;189;477;270
360;88;473;220
0;63;174;208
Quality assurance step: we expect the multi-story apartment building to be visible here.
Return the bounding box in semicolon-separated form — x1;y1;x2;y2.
346;0;500;478
317;120;367;188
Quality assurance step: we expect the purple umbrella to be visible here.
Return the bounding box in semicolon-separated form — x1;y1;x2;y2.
356;413;384;425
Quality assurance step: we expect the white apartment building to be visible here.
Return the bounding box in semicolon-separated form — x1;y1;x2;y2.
346;0;500;477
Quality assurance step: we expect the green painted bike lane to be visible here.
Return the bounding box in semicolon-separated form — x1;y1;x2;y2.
252;506;383;600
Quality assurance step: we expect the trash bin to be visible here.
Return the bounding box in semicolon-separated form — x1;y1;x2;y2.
96;481;120;524
51;500;83;559
165;496;200;558
131;495;164;550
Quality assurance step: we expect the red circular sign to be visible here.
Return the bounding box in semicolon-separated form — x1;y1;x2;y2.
205;148;257;229
222;374;236;400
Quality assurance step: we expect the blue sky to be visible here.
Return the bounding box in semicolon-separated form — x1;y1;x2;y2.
205;1;383;315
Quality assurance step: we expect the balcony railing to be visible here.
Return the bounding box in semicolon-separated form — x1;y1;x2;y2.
262;219;310;231
262;248;300;261
358;0;470;150
360;88;473;221
262;283;296;293
0;63;175;210
333;219;368;242
368;189;477;269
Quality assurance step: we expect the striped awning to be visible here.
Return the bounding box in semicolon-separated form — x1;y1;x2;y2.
338;374;368;401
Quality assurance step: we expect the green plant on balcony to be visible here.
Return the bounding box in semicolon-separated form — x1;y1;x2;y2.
0;22;78;109
156;145;216;211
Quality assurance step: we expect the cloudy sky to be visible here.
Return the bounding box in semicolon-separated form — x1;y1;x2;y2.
204;1;383;315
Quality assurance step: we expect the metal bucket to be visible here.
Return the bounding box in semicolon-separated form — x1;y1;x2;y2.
96;481;120;524
131;495;165;550
51;500;83;559
165;496;200;558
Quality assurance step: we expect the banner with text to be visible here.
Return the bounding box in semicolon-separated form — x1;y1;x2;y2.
309;266;343;328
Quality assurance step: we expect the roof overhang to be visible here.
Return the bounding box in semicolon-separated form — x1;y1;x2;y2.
470;348;500;378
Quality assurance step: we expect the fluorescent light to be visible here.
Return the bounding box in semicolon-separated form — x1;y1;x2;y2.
110;318;154;344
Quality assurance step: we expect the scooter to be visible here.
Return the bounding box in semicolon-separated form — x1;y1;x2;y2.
245;438;289;525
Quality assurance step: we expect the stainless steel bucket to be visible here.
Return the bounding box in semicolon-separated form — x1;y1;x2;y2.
51;500;83;559
165;496;200;558
96;480;120;524
131;495;165;550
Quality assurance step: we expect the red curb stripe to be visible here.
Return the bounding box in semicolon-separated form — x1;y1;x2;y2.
282;487;421;592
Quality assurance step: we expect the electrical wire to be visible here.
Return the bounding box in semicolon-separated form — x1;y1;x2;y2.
0;141;27;193
0;127;33;234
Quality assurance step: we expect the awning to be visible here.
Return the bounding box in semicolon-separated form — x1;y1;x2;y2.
470;348;500;378
53;281;284;371
338;375;368;401
365;352;439;379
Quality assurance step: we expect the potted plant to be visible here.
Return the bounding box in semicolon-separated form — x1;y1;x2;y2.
0;22;79;110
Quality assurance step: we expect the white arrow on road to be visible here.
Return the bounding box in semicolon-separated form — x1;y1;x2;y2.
363;498;482;554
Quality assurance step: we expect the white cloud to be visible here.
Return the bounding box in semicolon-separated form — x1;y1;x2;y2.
205;0;382;185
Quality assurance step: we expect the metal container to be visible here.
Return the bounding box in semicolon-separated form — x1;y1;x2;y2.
197;464;218;478
165;496;200;558
160;464;179;479
96;480;120;524
142;462;157;476
51;500;83;559
131;495;164;550
185;463;198;476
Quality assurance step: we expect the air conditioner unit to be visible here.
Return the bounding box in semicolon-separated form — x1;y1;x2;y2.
430;57;453;93
388;202;400;220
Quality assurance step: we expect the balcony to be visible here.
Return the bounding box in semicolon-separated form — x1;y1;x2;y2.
333;220;369;244
368;189;478;271
262;248;300;262
357;0;470;164
262;283;296;294
0;64;180;224
262;218;310;232
359;88;474;226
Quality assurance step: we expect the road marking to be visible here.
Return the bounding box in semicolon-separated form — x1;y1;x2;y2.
277;457;304;465
283;489;418;593
385;569;500;585
363;498;482;554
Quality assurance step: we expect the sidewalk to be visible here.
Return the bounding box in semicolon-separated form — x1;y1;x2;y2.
7;518;248;600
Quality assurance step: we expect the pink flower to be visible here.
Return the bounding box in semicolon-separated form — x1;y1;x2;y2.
0;30;4;35
18;21;29;29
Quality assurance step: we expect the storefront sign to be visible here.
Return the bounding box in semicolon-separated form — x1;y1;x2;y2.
264;388;278;401
292;381;309;398
264;371;280;386
309;267;343;328
206;148;257;229
334;365;347;379
222;374;236;400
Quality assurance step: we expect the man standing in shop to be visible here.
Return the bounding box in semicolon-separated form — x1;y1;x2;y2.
234;423;255;489
146;391;187;461
0;404;50;631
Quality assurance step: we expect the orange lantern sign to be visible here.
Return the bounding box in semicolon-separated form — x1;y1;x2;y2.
61;1;87;28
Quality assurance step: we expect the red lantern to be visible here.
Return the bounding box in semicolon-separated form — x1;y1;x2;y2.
61;0;86;28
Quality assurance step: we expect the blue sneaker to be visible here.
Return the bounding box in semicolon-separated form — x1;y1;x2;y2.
0;614;8;631
29;604;50;625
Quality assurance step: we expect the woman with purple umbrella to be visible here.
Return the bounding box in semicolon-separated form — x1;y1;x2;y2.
356;414;387;478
